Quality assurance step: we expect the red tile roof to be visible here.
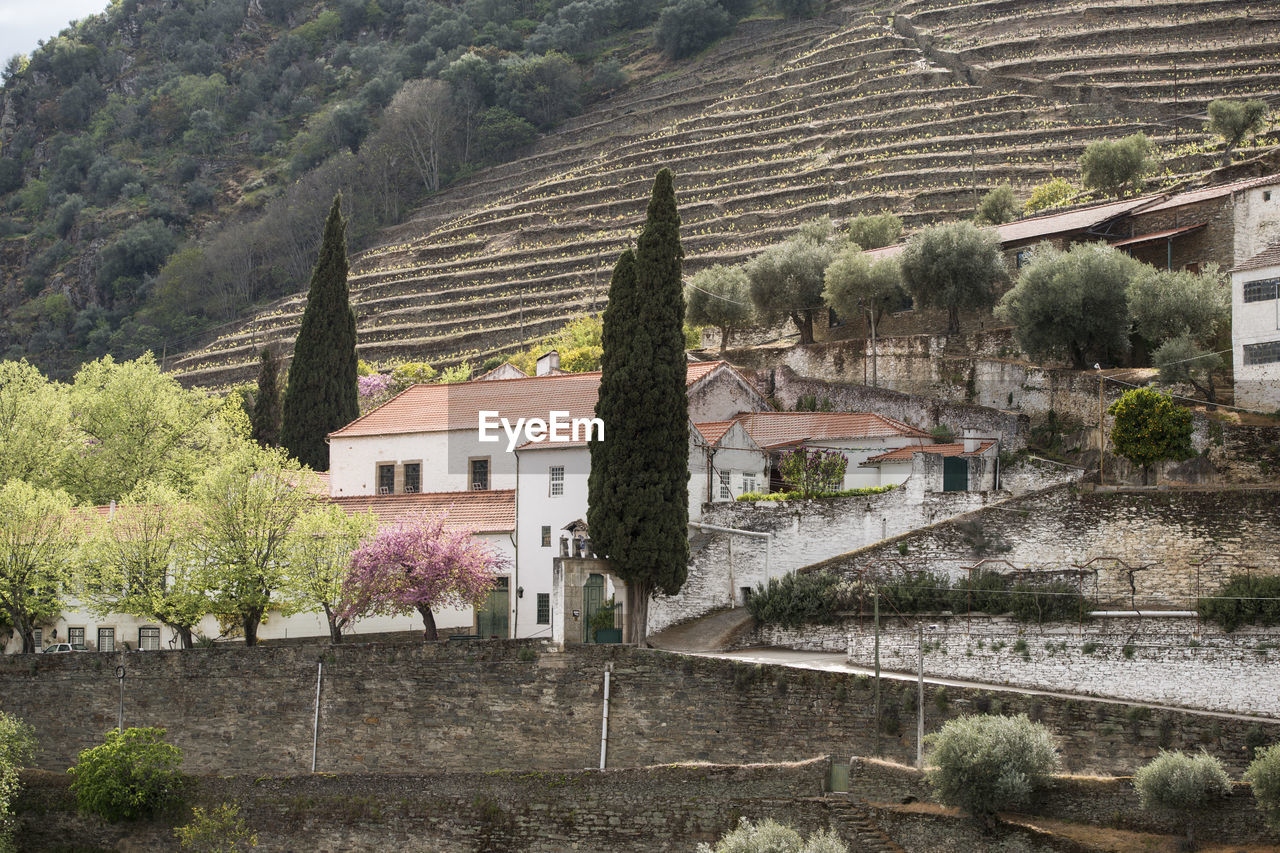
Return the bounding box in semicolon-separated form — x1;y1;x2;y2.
730;412;930;448
694;421;734;444
326;490;516;532
862;441;995;464
1234;241;1280;273
331;362;737;438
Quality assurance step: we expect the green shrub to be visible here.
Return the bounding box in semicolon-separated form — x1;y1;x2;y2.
655;0;733;60
696;816;848;852
1245;743;1280;831
1197;574;1280;633
69;727;185;822
736;484;895;502
175;802;258;851
925;714;1059;826
1134;750;1230;847
747;571;850;629
0;712;37;853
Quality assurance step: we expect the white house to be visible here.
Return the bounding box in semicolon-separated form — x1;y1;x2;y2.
1232;242;1280;411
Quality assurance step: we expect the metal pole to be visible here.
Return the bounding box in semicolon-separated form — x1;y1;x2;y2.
115;665;126;731
916;623;925;771
1098;370;1105;486
873;589;881;757
599;664;612;770
311;660;323;773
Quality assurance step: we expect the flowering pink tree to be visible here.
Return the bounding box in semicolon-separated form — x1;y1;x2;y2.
340;513;504;640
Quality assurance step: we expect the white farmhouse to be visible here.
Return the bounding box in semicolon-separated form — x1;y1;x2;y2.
1232;242;1280;411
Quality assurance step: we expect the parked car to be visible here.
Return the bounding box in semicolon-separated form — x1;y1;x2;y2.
43;643;89;653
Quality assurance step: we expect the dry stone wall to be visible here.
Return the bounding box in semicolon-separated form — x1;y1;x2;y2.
813;485;1280;609
3;641;1277;780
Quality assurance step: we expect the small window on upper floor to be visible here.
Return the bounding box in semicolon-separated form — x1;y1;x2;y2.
404;462;421;494
377;464;395;495
549;466;564;496
470;458;490;490
541;525;551;547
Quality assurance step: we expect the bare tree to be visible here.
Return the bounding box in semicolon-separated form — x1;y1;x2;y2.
385;79;457;194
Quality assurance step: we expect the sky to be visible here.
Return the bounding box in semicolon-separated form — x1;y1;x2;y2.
0;0;111;66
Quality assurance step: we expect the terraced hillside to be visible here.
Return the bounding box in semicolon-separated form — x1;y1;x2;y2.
171;0;1280;387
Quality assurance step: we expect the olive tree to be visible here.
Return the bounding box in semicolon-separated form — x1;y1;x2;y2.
899;221;1006;335
1207;98;1268;163
975;185;1017;225
685;264;754;353
1129;265;1230;404
1245;743;1280;832
823;245;904;385
925;713;1060;829
1080;133;1156;198
1135;750;1231;849
746;218;844;345
997;243;1141;369
844;212;902;250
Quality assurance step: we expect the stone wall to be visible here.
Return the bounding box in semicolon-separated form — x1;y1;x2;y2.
840;614;1280;717
849;758;1275;846
811;485;1280;609
2;642;1277;781
652;483;998;633
13;761;1093;853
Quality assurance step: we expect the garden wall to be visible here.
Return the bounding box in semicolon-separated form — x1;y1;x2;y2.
811;485;1280;609
2;642;1277;780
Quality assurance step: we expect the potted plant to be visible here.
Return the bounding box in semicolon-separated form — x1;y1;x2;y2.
590;597;622;644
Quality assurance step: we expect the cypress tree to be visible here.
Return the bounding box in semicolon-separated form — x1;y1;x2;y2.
280;194;359;471
250;347;282;448
588;168;689;643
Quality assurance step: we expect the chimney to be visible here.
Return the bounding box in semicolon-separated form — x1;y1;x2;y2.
536;350;560;376
963;428;980;454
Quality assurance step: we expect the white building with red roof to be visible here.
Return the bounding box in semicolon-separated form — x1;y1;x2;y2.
1232;241;1280;410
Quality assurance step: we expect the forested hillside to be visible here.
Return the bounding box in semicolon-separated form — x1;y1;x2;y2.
0;0;722;377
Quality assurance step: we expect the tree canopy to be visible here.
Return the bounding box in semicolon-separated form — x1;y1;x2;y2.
844;213;902;250
280;194;359;472
997;243;1141;369
0;480;76;653
1079;133;1156;198
975;185;1018;225
1107;387;1195;484
280;504;376;643
1207;98;1268;160
899;221;1006;335
685;264;753;353
746;218;843;344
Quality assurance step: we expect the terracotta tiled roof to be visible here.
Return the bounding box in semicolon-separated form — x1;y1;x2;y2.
326;490;516;532
694;421;734;444
330;362;737;438
1234;241;1280;273
862;441;995;464
1132;173;1280;215
730;412;930;448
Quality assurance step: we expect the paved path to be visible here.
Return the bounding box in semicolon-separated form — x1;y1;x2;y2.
685;646;1276;724
647;607;755;652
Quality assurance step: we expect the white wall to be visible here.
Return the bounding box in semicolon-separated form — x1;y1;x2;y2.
514;445;590;640
329;430;518;496
700;422;769;505
1233;184;1280;265
1232;262;1280;410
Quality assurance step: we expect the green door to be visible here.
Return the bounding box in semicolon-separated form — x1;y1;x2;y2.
583;573;605;643
477;577;509;638
943;456;968;492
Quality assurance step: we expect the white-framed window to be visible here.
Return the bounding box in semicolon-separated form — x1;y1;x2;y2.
98;627;115;653
549;466;565;496
718;470;731;500
32;628;42;650
536;593;551;625
743;473;757;494
67;626;85;648
138;627;161;651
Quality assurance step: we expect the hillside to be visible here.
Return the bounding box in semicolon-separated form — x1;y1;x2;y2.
168;0;1280;388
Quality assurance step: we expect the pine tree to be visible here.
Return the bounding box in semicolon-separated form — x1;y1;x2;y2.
280;194;358;471
588;168;689;643
250;347;282;448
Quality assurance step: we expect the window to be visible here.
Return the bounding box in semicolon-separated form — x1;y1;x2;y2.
98;627;115;653
1015;250;1030;269
32;628;42;650
541;525;551;547
718;470;731;500
1244;340;1280;366
537;593;551;625
377;464;395;495
470;458;489;490
1265;191;1273;202
1244;278;1280;303
743;473;757;494
403;462;421;493
67;627;85;647
549;466;564;496
138;627;161;651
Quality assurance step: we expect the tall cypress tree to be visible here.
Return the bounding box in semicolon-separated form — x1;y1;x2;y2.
280;194;358;471
588;168;689;642
250;347;282;448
